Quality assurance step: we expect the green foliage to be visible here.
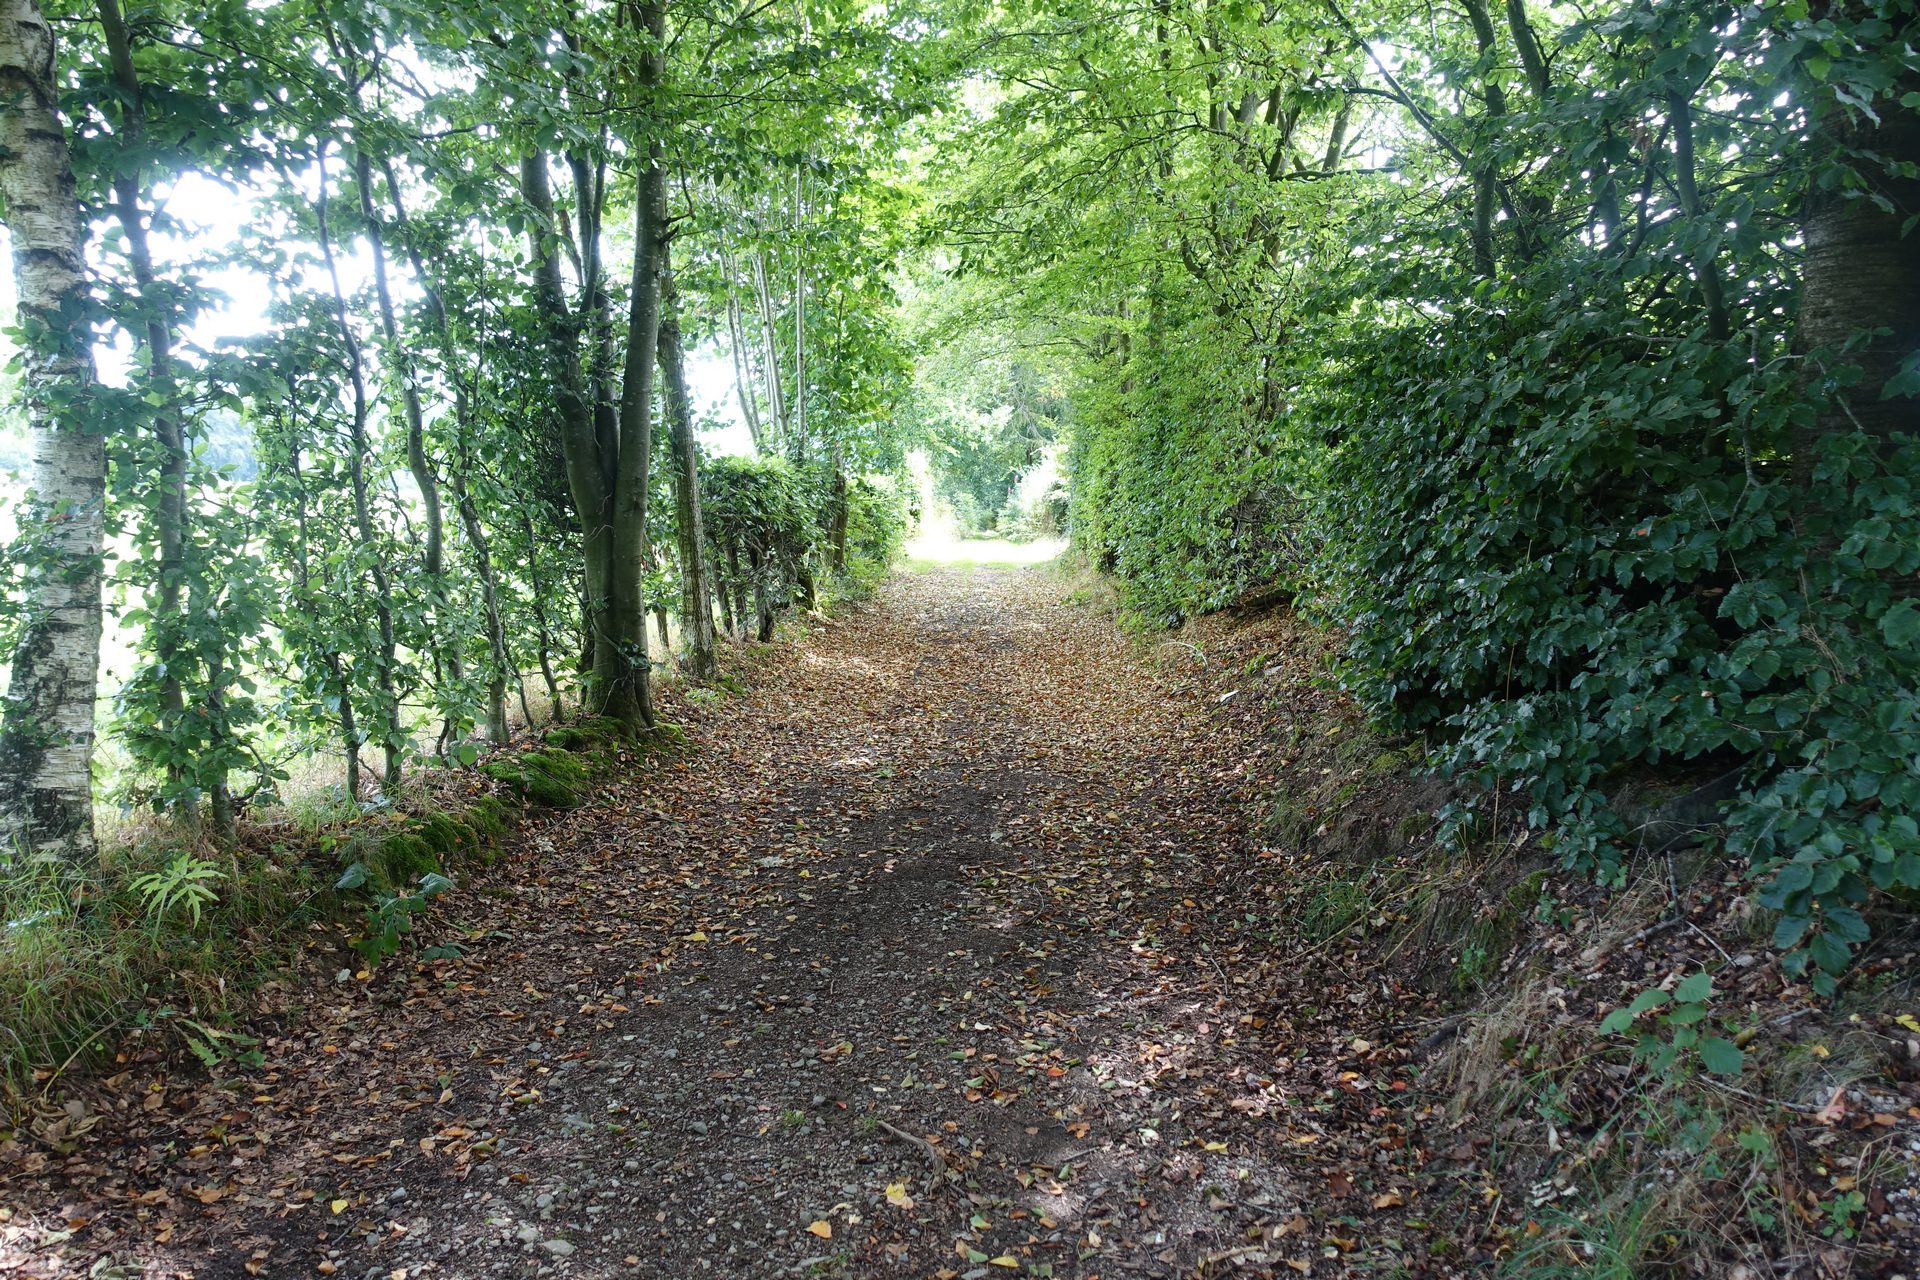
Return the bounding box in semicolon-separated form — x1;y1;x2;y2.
351;871;455;964
927;0;1920;983
1598;973;1746;1078
843;474;913;574
126;853;225;936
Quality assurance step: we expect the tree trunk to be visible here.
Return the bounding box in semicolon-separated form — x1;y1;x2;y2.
791;167;807;461
520;151;617;704
603;129;664;732
1504;0;1550;99
1667;91;1729;342
0;0;105;870
355;152;456;723
522;509;564;715
829;465;849;573
751;250;790;446
659;244;720;682
1797;76;1920;467
1461;0;1507;277
453;473;511;743
726;544;749;642
719;244;764;451
95;0;201;829
313;145;403;789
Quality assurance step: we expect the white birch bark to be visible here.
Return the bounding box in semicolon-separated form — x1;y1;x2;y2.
0;0;105;869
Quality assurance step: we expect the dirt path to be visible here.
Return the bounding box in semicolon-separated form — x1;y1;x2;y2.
8;567;1437;1279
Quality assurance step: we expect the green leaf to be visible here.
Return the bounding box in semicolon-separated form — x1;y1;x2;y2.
1809;932;1851;975
1880;600;1920;649
1772;914;1811;950
1671;972;1714;1004
1823;906;1870;944
1698;1036;1745;1076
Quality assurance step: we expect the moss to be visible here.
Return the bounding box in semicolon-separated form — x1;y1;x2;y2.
377;832;440;884
1366;741;1426;776
414;812;466;854
545;715;638;753
1264;788;1314;846
465;795;511;835
482;747;592;807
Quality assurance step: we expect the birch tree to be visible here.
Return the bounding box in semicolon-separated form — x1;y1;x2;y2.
0;0;106;868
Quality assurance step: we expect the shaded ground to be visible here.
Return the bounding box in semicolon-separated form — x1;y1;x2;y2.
7;556;1918;1280
7;566;1429;1280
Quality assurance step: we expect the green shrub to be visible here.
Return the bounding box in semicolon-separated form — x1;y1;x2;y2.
1312;266;1919;991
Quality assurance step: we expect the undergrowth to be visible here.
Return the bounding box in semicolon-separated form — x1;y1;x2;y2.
0;723;655;1109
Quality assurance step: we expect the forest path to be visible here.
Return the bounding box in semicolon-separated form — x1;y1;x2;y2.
23;566;1425;1280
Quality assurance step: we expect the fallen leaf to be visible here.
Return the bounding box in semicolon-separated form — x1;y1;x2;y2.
807;1220;832;1239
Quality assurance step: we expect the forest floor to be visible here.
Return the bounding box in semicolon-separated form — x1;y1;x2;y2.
4;565;1914;1279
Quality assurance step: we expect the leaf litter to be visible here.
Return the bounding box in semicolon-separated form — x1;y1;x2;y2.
2;566;1914;1278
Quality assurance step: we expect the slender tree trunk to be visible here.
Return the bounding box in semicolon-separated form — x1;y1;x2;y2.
522;510;564;715
1461;0;1507;277
355;152;457;740
453;471;511;743
750;545;775;642
712;576;732;643
658;244;719;682
355;155;444;582
0;0;105;869
720;248;764;451
95;0;203;829
515;674;534;733
204;643;235;841
521;151;616;706
726;544;749;642
603;131;664;731
313;146;402;788
1504;0;1550;100
285;422;359;802
751;251;789;445
791;168;807;461
1667;91;1729;342
829;464;848;573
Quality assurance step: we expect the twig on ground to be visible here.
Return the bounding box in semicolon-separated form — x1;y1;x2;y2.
877;1119;947;1194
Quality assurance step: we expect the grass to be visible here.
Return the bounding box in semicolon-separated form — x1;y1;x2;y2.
0;718;643;1110
0;835;314;1101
